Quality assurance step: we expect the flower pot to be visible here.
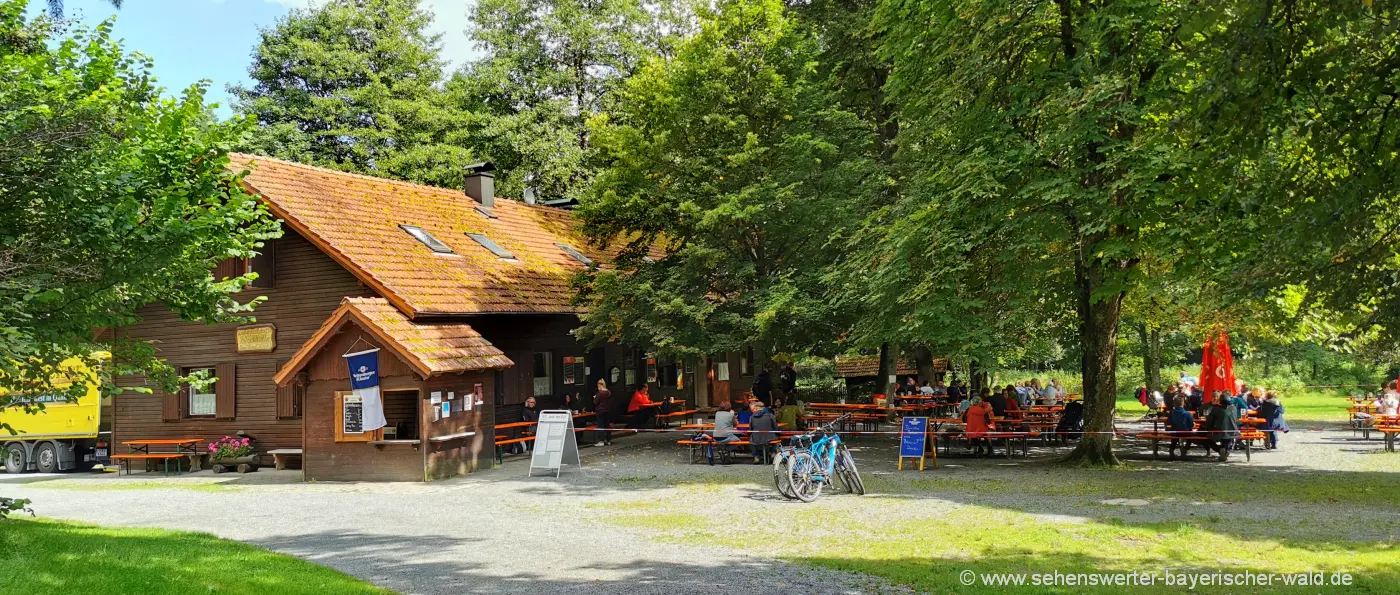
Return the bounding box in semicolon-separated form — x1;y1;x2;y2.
210;455;258;474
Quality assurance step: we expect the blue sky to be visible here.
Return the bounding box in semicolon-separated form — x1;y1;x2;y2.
40;0;479;118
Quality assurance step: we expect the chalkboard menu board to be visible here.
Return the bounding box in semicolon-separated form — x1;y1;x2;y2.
899;417;927;458
343;394;364;434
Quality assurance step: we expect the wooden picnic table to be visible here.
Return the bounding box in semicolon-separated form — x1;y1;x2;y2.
122;438;202;454
111;438;204;476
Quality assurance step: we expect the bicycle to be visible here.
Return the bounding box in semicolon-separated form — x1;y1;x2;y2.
784;414;865;502
771;432;815;499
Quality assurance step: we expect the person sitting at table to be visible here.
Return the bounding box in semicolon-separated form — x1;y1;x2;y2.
948;381;964;403
1228;390;1250;419
1245;386;1265;411
626;384;658;428
522;397;541;423
1376;388;1399;416
1166;397;1196;459
712;401;742;445
593;379;615;447
985;387;1008;417
898;376;919;396
561;392;578;413
1257;392;1290;450
775;398;802;430
962;396;995;456
1201;392;1241;461
747;400;779;464
1146;390;1166;410
919;381;936;396
1185;382;1205;414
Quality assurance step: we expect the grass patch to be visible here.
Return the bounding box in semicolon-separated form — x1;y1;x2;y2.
25;479;238;493
597;500;1398;594
0;518;388;594
888;466;1400;507
1117;390;1350;422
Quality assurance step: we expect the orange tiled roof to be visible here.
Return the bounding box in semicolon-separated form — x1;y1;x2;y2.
833;356;918;378
230;153;629;317
273;297;513;385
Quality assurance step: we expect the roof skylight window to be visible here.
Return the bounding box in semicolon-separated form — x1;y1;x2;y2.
400;225;453;254
555;243;593;266
466;233;516;259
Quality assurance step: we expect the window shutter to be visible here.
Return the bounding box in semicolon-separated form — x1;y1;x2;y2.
214;362;236;420
161;387;180;422
275;360;302;419
213;258;243;282
247;240;276;289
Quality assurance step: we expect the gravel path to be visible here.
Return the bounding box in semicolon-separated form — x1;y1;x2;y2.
3;436;908;595
4;415;1393;594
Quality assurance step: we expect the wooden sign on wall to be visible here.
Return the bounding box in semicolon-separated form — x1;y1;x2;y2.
236;324;276;353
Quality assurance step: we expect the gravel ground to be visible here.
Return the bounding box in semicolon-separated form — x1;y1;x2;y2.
4;415;1394;594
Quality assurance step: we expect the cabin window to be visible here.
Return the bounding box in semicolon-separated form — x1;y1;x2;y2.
400;225;454;253
380;390;419;441
715;361;730;382
246;240;276;288
532;352;553;397
739;354;750;376
186;367;217;417
555;242;592;266
466;233;516;260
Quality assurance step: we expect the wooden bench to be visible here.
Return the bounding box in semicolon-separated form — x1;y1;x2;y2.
108;453;187;476
267;448;302;471
1138;432;1252;461
980;431;1041;458
677;437;782;464
656;409;699;426
495;436;536;464
1378;427;1400;452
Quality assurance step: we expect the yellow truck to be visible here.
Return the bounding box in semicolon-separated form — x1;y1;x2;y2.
1;357;111;473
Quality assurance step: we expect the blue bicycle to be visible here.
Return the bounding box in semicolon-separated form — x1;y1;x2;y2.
778;414;864;502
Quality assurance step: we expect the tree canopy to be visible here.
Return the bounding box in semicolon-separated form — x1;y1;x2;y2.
0;1;278;413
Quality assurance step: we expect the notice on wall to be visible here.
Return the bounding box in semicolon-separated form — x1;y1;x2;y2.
528;410;580;478
448;391;455;400
342;394;365;434
430;392;443;405
442;401;451;418
646;358;658;384
563;357;577;385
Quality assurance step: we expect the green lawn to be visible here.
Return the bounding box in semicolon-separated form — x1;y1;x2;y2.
0;518;389;595
1116;389;1351;423
592;464;1400;594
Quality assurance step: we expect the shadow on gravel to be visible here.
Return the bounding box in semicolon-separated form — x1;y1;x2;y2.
253;529;883;595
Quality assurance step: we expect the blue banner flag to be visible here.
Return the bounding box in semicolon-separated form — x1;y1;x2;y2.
344;348;386;432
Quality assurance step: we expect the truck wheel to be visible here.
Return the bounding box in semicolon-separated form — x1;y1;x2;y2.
35;443;59;473
4;444;26;474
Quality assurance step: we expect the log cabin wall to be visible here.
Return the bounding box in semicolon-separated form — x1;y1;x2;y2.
114;229;374;462
421;371;493;479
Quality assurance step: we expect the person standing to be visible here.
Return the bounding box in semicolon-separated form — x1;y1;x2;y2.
1257;392;1291;450
752;369;773;404
593;379;614;447
778;363;798;397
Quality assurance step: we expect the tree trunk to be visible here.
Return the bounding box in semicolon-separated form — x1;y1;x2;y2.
1136;323;1162;393
914;345;934;385
1063;259;1124;466
876;342;893;397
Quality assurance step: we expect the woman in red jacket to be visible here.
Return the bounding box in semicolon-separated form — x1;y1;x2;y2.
962;396;996;456
627;385;658;428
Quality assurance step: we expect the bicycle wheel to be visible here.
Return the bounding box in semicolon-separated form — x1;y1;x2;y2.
772;451;796;499
838;446;865;496
788;452;823;503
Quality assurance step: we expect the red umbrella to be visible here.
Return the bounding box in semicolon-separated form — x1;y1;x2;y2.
1199;331;1237;399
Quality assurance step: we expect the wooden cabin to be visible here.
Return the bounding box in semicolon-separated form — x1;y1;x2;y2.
113;153;708;481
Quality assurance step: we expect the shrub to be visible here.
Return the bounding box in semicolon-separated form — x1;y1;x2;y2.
1;497;33;519
207;436;255;459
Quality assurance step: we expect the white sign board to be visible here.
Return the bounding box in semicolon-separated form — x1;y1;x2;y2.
528;410;580;478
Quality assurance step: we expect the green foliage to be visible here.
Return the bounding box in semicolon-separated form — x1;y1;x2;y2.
231;0;469;182
573;0;879;361
0;1;279;410
0;497;33;519
445;0;693;202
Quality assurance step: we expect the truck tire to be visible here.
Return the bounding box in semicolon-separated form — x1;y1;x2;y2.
4;444;26;474
35;443;59;473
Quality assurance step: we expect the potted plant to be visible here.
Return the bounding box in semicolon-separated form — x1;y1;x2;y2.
207;435;258;474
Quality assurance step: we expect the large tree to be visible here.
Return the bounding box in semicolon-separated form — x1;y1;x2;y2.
0;1;277;417
573;0;877;365
871;0;1399;464
230;0;467;180
446;0;693;202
